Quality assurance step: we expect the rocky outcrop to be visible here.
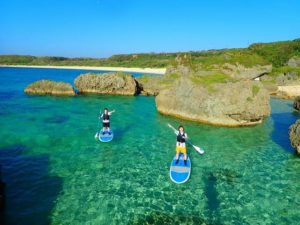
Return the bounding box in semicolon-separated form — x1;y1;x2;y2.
262;72;300;86
136;76;161;96
136;75;175;96
287;56;300;67
165;54;194;76
155;78;270;126
74;72;139;95
24;80;75;96
221;63;272;80
293;96;300;111
276;86;300;99
166;65;193;77
289;120;300;154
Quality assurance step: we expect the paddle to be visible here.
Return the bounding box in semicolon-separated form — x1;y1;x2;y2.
94;110;102;139
167;123;205;155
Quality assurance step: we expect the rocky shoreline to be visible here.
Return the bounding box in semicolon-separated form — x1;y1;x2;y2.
24;80;76;96
155;78;270;126
289;120;300;154
75;73;140;96
23;54;300;127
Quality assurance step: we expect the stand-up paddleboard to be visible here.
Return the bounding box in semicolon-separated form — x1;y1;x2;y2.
99;130;114;142
170;153;191;184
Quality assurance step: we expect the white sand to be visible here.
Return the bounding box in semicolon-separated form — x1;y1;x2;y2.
277;85;300;98
0;65;166;75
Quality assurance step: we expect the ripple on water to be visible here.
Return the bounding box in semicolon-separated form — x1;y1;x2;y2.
1;68;300;224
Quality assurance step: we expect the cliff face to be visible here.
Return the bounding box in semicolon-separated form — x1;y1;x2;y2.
155;77;270;126
136;75;173;96
293;96;300;111
24;80;75;96
74;73;139;96
289;120;300;154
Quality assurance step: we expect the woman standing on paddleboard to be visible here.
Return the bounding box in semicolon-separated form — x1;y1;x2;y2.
100;108;115;135
175;125;188;165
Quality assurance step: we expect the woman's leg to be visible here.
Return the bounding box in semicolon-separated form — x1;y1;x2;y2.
102;124;105;133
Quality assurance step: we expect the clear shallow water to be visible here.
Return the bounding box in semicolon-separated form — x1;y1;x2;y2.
0;67;300;225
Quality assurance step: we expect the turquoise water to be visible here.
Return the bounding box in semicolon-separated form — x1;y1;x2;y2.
0;67;300;225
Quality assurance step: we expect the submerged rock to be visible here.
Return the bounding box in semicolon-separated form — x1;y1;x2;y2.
24;80;75;96
155;78;270;126
289;120;300;154
74;72;139;95
293;96;300;111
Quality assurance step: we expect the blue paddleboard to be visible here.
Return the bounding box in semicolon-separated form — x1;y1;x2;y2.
170;153;191;184
99;130;114;142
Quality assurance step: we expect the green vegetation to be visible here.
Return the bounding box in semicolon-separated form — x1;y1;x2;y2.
247;97;253;102
191;73;232;85
191;49;268;68
1;38;299;69
25;80;75;95
0;54;174;68
249;39;300;67
252;85;260;96
269;66;300;77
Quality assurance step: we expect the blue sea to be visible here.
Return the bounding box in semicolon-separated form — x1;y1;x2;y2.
0;67;299;225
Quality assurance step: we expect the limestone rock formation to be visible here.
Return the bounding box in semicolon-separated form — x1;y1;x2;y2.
293;96;300;111
74;72;139;95
220;63;272;80
24;80;75;96
289;120;300;154
155;78;270;126
136;74;176;96
136;76;161;96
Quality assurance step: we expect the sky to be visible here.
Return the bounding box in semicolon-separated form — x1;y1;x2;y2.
0;0;300;58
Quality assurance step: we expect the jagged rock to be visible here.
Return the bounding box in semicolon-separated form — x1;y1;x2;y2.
166;65;193;77
289;120;300;154
155;78;270;126
136;74;176;96
24;80;75;96
293;96;300;110
221;63;272;80
136;76;161;96
165;54;194;77
273;72;300;86
287;56;300;67
74;72;139;95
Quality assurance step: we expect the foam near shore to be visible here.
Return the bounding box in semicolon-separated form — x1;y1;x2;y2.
0;65;166;75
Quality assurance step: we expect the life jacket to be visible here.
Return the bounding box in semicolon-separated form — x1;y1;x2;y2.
177;132;186;143
103;113;110;122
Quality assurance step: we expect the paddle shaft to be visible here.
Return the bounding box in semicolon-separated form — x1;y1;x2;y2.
167;123;204;154
95;110;102;137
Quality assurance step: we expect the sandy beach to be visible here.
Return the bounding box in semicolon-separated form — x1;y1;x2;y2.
277;85;300;98
0;65;166;75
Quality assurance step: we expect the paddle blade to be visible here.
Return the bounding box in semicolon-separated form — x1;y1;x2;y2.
95;132;99;139
193;145;204;154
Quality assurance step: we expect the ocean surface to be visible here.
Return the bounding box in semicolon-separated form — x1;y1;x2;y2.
0;67;299;225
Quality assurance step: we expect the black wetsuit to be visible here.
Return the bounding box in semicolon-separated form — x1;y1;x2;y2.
102;113;110;128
